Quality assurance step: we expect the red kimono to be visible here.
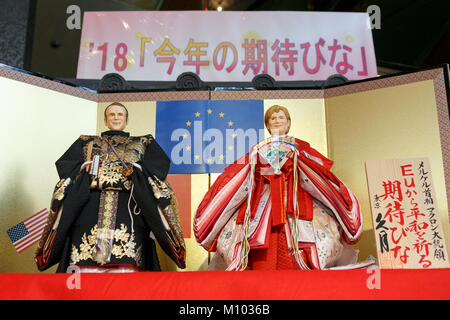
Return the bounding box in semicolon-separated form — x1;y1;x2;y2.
194;136;364;271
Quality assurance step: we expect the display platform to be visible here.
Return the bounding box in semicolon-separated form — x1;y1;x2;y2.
0;269;448;300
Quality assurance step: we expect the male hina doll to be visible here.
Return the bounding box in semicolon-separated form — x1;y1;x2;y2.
35;102;185;272
194;105;374;271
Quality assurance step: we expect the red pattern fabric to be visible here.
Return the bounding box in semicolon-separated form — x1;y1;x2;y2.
247;226;299;270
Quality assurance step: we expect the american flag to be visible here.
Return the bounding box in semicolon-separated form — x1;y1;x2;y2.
7;208;49;253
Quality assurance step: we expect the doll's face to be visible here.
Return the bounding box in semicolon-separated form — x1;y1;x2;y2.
266;110;290;135
104;105;128;131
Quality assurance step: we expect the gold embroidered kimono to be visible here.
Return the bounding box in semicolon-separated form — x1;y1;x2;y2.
35;130;185;272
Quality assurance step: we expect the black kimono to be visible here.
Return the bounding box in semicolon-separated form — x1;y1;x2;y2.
35;130;186;272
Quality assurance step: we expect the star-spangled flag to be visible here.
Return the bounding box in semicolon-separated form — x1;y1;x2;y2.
156;99;264;174
7;208;49;253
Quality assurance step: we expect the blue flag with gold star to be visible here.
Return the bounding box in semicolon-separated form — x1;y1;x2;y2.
156;99;264;173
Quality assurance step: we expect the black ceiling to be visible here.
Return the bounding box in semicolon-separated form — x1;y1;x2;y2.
8;0;450;80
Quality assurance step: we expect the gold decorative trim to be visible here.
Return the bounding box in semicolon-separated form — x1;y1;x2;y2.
70;223;142;267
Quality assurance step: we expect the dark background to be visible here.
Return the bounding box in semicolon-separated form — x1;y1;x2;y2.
0;0;448;88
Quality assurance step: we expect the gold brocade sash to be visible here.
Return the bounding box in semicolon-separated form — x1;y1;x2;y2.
92;190;118;265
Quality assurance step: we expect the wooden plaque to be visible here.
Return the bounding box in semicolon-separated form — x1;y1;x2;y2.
365;158;449;269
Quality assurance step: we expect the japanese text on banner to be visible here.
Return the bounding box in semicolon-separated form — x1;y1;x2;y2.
77;11;377;81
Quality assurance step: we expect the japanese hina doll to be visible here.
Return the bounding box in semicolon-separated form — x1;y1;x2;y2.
194;105;375;271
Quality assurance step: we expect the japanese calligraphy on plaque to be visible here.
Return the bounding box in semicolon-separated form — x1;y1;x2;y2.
365;158;449;269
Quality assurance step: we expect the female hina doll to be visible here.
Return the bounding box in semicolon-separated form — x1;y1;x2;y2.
194;105;373;271
35;102;185;273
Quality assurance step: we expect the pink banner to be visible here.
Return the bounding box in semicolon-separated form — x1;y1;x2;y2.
77;11;377;82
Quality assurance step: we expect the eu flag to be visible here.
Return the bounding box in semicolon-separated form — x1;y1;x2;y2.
156;100;264;174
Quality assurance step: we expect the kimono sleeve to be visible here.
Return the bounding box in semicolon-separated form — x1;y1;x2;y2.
294;138;333;170
304;146;334;171
141;135;170;180
132;136;186;268
55;137;85;179
35;137;90;271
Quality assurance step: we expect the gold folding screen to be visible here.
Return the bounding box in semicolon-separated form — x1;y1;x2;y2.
0;64;448;272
